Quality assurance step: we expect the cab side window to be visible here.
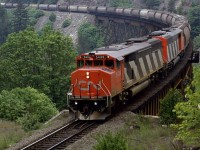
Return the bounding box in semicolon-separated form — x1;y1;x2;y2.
77;60;84;68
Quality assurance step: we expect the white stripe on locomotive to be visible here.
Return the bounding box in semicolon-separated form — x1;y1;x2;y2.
139;57;147;76
158;50;163;66
131;61;140;80
152;52;159;69
146;55;153;73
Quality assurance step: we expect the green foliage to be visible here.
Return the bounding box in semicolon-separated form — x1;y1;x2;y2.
62;19;71;28
49;12;56;22
0;6;9;44
93;131;128;150
193;34;200;49
0;87;58;131
11;3;29;33
159;89;183;125
143;0;160;9
188;5;200;38
28;8;44;26
78;23;105;54
176;6;183;15
44;20;54;29
173;66;200;147
0;27;76;109
28;8;44;19
108;0;133;8
168;0;175;12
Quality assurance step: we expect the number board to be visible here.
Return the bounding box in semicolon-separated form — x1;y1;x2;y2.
96;55;105;59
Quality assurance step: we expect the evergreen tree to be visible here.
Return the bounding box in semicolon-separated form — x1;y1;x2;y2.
11;2;29;33
168;0;175;12
0;6;9;44
143;0;160;9
188;5;200;38
78;23;104;54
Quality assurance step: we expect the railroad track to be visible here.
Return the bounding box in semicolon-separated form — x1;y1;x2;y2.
21;120;101;150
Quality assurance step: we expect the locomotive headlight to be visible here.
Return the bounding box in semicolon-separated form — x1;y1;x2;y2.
94;102;97;105
86;75;90;79
86;72;90;75
75;101;78;105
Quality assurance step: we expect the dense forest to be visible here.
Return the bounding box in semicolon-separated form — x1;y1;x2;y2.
0;0;200;149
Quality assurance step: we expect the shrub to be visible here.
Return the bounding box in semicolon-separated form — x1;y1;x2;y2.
62;19;71;28
49;12;56;22
0;87;58;131
159;88;183;125
28;8;44;26
93;131;128;150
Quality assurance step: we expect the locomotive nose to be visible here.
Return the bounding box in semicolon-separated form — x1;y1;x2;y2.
71;70;103;98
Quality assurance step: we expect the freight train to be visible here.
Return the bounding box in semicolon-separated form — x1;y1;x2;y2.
65;8;191;120
0;3;193;120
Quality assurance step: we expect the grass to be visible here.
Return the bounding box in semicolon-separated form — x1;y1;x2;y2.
0;120;27;150
0;110;69;150
121;115;180;150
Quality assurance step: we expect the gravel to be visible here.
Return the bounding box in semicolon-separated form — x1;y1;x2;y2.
65;111;137;150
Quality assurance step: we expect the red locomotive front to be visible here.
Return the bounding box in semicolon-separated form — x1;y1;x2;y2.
67;53;124;120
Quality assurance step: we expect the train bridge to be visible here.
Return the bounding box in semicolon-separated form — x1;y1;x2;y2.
1;2;198;116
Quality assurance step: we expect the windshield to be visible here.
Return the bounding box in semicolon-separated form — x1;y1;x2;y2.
105;60;114;69
85;60;93;66
94;60;103;66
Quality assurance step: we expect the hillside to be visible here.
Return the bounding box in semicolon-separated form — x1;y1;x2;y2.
34;0;192;44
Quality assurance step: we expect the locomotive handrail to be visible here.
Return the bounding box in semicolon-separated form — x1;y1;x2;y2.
101;80;111;107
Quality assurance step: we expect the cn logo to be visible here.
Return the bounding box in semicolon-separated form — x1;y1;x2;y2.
78;80;102;91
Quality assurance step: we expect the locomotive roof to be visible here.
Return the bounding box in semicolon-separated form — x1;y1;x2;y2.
91;41;152;60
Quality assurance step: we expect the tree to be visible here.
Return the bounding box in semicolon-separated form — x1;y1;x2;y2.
159;89;183;125
78;23;104;54
0;87;58;130
193;34;200;49
188;6;200;38
168;0;175;12
0;27;76;109
40;26;76;108
143;0;160;9
0;6;9;44
173;67;200;147
11;2;29;33
49;12;56;22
